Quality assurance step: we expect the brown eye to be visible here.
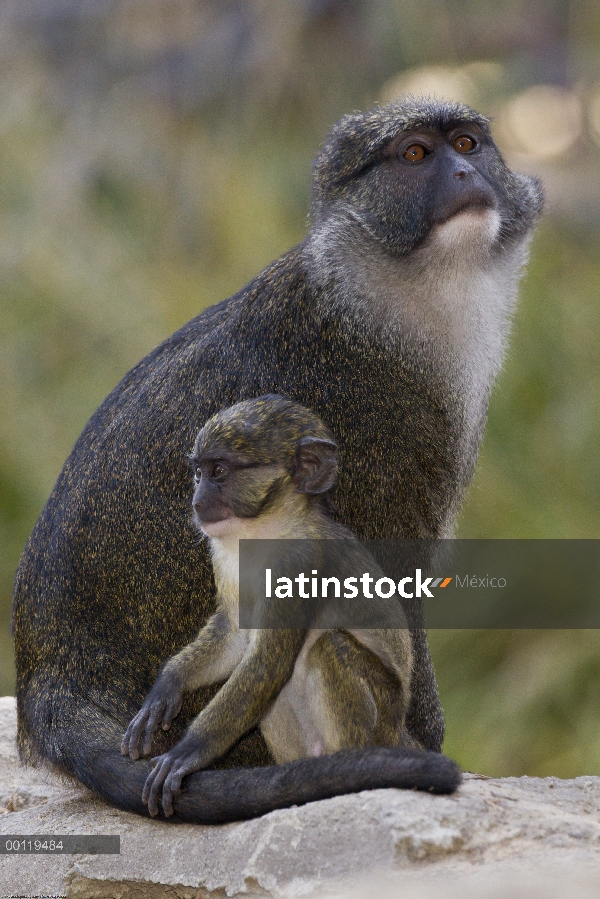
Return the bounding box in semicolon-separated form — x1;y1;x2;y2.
453;135;475;153
213;463;226;480
194;467;202;481
403;143;427;163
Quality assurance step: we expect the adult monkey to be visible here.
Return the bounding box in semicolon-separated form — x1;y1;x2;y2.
13;98;543;823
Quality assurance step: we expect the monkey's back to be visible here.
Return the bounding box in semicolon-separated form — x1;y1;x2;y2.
13;243;467;769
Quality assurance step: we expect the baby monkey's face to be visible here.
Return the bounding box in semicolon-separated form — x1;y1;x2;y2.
189;395;338;542
190;443;289;539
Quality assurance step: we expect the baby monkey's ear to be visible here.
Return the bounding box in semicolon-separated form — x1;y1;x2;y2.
294;436;338;495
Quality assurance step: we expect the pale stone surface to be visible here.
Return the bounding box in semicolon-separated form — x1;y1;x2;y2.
1;695;600;898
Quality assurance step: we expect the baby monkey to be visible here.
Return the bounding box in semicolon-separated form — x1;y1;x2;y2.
122;395;420;817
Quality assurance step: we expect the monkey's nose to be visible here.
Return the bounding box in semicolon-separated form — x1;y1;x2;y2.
451;156;478;179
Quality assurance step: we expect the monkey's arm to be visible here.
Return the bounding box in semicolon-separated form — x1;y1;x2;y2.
143;628;306;817
121;609;243;760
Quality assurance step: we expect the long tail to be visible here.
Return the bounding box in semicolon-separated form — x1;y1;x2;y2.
175;746;461;824
40;707;461;824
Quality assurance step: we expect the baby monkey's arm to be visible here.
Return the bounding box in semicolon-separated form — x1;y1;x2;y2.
143;628;306;816
121;609;242;760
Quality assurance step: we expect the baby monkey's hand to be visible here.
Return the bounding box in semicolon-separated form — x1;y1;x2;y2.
142;731;205;817
121;670;184;760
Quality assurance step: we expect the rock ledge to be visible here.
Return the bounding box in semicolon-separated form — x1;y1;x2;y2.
1;696;600;898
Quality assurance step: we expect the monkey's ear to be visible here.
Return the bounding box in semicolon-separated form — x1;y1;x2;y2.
294;437;338;495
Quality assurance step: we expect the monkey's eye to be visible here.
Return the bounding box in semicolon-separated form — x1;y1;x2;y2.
453;135;476;153
212;463;227;481
403;143;428;163
194;466;202;481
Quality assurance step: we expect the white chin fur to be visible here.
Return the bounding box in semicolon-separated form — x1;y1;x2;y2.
199;517;241;539
431;207;501;252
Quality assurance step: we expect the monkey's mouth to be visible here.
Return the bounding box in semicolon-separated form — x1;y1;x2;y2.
193;506;233;530
434;192;496;226
195;512;238;539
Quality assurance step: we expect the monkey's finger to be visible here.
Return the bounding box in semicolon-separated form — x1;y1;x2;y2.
131;718;152;758
162;780;175;817
143;759;171;817
142;704;166;755
121;711;150;759
141;765;157;806
162;767;186;817
120;719;138;756
161;698;183;731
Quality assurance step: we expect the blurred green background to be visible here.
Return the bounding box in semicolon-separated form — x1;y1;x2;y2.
2;0;600;778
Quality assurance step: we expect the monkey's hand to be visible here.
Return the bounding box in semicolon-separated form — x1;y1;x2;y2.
121;671;184;761
142;732;205;817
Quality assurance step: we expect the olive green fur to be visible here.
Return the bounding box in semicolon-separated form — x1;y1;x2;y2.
306;631;414;748
195;394;336;466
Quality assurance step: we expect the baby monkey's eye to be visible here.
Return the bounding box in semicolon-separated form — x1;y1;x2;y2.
194;466;202;481
453;135;476;153
212;463;227;480
403;143;428;163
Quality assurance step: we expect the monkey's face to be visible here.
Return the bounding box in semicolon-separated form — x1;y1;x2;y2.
312;99;543;258
388;123;497;217
189;399;339;541
190;452;289;538
345;123;518;256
